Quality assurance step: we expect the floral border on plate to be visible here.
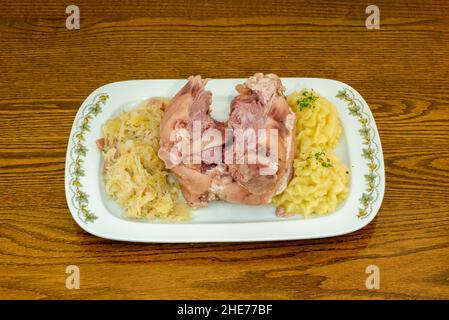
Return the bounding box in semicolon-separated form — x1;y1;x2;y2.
67;88;381;223
68;93;108;223
337;88;381;218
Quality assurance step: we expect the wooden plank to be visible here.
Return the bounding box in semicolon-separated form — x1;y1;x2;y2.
0;0;448;299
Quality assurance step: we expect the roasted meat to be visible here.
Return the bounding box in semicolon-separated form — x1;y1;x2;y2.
227;73;296;204
158;76;229;206
158;73;296;207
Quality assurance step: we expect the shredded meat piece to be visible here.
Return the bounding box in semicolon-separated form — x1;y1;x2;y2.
158;73;296;207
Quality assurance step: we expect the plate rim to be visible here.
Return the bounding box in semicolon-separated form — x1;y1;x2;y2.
64;77;385;243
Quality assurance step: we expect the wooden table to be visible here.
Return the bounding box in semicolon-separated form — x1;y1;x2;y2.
1;0;448;299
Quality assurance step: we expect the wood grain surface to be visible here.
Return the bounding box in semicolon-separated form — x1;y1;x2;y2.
0;0;448;300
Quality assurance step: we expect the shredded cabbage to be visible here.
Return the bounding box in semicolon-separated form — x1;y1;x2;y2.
100;99;190;221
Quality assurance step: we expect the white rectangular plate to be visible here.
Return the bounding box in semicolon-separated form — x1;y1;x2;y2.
65;78;385;242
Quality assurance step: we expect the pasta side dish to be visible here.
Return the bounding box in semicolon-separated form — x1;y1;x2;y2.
272;89;350;216
99;98;190;221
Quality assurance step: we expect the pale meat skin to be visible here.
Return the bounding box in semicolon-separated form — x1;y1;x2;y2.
158;73;296;207
158;76;229;206
227;73;296;204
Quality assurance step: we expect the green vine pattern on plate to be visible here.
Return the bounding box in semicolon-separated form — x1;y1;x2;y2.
69;93;108;223
68;89;378;222
336;89;381;219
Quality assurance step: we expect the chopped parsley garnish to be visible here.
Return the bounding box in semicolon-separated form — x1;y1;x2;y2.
312;151;333;168
297;90;318;111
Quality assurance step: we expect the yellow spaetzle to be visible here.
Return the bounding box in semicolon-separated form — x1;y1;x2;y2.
273;89;350;216
287;89;342;151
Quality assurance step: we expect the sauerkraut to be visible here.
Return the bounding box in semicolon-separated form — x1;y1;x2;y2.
100;98;190;221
